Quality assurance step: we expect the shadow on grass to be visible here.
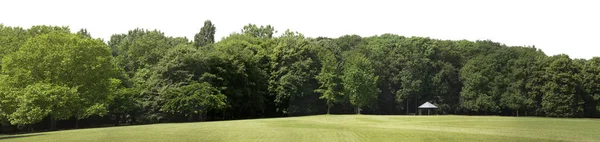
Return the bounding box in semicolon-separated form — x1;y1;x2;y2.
0;133;45;140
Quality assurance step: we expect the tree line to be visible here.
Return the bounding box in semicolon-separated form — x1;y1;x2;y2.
1;21;599;132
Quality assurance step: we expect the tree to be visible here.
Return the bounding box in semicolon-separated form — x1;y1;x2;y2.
0;25;70;71
0;25;29;68
6;83;77;126
242;24;276;39
460;55;501;114
269;30;322;115
362;34;404;114
108;29;191;123
342;52;380;114
107;79;140;126
161;82;227;121
193;20;216;47
214;33;273;118
315;40;342;114
0;32;115;127
577;57;600;117
77;28;91;38
394;37;438;114
109;28;184;77
541;55;583;117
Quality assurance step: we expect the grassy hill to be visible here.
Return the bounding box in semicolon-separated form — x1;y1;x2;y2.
1;115;599;142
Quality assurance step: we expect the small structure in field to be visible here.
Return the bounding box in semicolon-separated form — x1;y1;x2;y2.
418;102;438;115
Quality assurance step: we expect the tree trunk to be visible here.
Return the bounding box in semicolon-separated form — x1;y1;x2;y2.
115;114;121;126
415;97;418;115
28;124;33;132
131;115;136;125
11;124;17;133
406;100;409;114
200;112;204;121
188;114;195;122
50;118;57;130
517;110;519;117
75;119;79;129
327;105;331;114
357;106;361;114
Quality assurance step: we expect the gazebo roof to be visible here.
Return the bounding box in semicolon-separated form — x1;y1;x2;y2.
418;102;438;109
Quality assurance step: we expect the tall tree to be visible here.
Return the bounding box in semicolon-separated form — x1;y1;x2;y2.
315;39;342;114
0;32;116;127
77;28;91;38
162;81;227;121
541;55;583;117
395;37;438;114
214;33;273;118
109;28;185;77
269;30;322;115
242;24;275;39
342;52;380;114
577;57;600;117
193;20;216;47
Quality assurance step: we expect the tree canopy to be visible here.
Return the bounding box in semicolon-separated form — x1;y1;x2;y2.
1;22;599;133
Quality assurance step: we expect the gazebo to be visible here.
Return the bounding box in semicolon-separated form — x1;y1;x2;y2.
418;102;438;115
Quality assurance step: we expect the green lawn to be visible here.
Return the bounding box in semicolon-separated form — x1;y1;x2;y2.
1;115;599;142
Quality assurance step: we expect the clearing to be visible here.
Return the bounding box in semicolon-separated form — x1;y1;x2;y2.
1;115;599;142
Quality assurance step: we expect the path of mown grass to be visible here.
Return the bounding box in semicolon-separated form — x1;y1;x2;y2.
1;115;599;142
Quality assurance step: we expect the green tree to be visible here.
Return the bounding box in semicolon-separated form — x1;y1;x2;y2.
315;40;342;114
108;29;191;123
541;55;583;117
193;20;216;47
242;24;276;39
1;32;115;127
342;52;380;114
162;82;227;121
269;30;322;115
0;25;29;67
577;57;600;117
107;79;140;126
77;28;91;38
109;28;184;77
460;55;501;114
214;33;273;118
394;37;438;114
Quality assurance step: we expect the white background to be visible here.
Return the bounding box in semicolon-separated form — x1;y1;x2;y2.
1;0;598;59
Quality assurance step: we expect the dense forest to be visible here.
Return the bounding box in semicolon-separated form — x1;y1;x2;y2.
1;21;599;133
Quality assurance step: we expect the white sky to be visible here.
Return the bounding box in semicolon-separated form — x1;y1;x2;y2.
1;0;599;59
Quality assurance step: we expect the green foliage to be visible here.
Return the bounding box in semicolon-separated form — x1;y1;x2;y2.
541;55;583;117
314;39;342;114
77;28;91;38
5;83;78;124
0;31;115;125
213;32;273;117
161;82;227;116
460;47;545;115
269;30;321;115
342;52;380;114
3;22;600;133
109;28;187;77
194;20;216;47
577;57;600;117
242;24;276;39
0;25;29;66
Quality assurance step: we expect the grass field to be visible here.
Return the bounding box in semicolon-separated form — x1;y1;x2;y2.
1;115;599;142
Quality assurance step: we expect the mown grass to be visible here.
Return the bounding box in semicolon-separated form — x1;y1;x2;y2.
1;115;599;142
